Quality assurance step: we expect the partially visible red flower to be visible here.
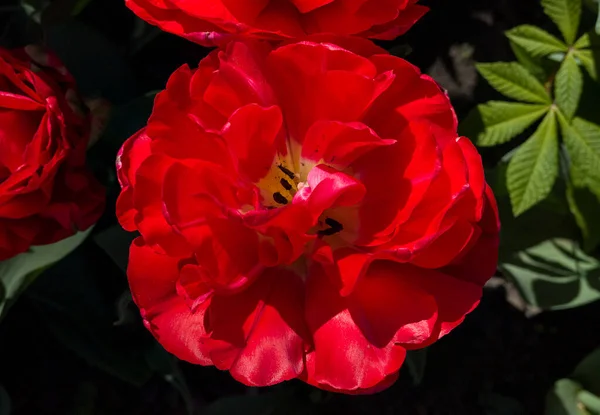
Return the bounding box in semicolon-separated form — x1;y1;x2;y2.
117;38;499;393
125;0;428;46
0;46;105;260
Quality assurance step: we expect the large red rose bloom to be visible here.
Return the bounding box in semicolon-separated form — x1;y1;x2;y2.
0;47;105;260
125;0;428;46
117;38;500;393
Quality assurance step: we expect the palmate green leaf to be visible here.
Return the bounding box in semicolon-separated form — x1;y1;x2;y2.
560;116;600;182
555;53;583;119
542;0;582;44
507;112;559;216
477;62;552;104
474;101;549;146
501;238;600;310
506;25;568;57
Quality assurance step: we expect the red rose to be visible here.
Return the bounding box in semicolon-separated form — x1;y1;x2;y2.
117;38;499;393
0;46;105;260
125;0;428;46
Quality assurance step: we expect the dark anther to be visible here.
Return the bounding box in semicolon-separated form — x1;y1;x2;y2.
273;192;289;205
318;218;344;236
277;164;295;179
280;178;293;191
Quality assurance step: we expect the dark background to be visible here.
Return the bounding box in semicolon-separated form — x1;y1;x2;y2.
1;0;600;414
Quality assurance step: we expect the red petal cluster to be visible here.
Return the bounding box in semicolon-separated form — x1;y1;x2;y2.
0;47;105;260
117;39;499;393
125;0;428;45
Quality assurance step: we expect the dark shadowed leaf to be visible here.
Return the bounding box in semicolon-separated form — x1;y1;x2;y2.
501;238;600;310
573;347;600;396
44;19;136;103
94;225;138;273
99;91;157;153
25;243;153;386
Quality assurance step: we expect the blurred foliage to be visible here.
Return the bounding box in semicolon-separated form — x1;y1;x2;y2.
546;347;600;414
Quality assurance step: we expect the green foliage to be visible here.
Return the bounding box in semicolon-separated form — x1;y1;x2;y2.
573;348;600;396
546;379;586;415
476;62;552;104
555;53;583;119
471;102;550;147
566;183;600;251
506;25;568;57
507;112;559;216
501;238;600;310
560;117;600;183
465;0;600;251
546;347;600;414
0;228;93;319
542;0;582;44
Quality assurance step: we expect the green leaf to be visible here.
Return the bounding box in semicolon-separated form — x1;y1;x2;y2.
555;53;583;119
560;117;600;182
477;62;552;104
0;227;93;319
510;41;552;82
542;0;582;44
507;112;559;216
473;101;549;146
597;2;600;36
574;49;598;80
566;182;600;252
502;238;600;310
578;391;600;414
506;25;568;57
574;348;600;396
546;379;586;415
574;33;591;49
